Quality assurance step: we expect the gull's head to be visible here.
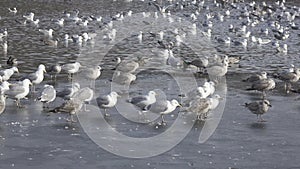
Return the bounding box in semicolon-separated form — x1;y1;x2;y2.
213;94;222;100
261;71;268;78
23;79;32;86
39;64;47;73
12;67;19;73
171;99;182;107
96;66;102;71
73;83;80;89
263;100;272;107
148;91;157;96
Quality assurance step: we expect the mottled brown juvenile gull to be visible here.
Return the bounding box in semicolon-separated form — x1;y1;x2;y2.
37;84;56;108
96;91;119;117
247;77;276;98
51;98;83;122
245;100;271;122
5;79;32;108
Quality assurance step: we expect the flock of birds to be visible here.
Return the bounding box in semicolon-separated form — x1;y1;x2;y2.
0;0;299;126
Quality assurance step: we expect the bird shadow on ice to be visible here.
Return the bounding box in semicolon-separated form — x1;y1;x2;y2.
249;122;267;129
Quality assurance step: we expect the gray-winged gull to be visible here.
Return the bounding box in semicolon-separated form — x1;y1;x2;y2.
0;94;6;115
96;91;119;117
0;67;19;81
27;64;46;92
62;62;81;79
37;84;56;108
278;68;300;93
56;83;80;100
206;58;229;82
71;87;94;111
112;71;136;85
48;63;62;81
245;99;272;122
157;99;181;124
115;57;139;73
79;66;101;88
5;79;32;107
128;90;157;111
0;81;10;93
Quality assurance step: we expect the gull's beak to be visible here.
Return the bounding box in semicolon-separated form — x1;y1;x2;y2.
268;104;272;107
178;104;182;107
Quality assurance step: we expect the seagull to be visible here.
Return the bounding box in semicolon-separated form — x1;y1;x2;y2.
7;56;18;66
8;7;17;14
96;91;120;117
243;71;268;83
184;97;211;120
278;68;300;93
203;81;216;97
112;71;136;85
149;1;173;14
115;57;141;73
0;67;19;81
185;57;209;72
38;29;54;38
48;63;61;81
245;99;272;122
246;77;276;98
23;12;34;22
54;18;64;27
5;79;32;108
62;62;82;79
36;84;56;108
157;99;181;124
56;83;80;100
0;81;10;93
79;66;101;88
0;94;6;115
27;64;47;92
128;90;157;111
206;58;229;81
50;98;83;122
71;87;94;111
167;50;184;67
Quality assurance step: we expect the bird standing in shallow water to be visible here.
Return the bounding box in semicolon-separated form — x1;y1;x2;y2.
245;100;272;122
